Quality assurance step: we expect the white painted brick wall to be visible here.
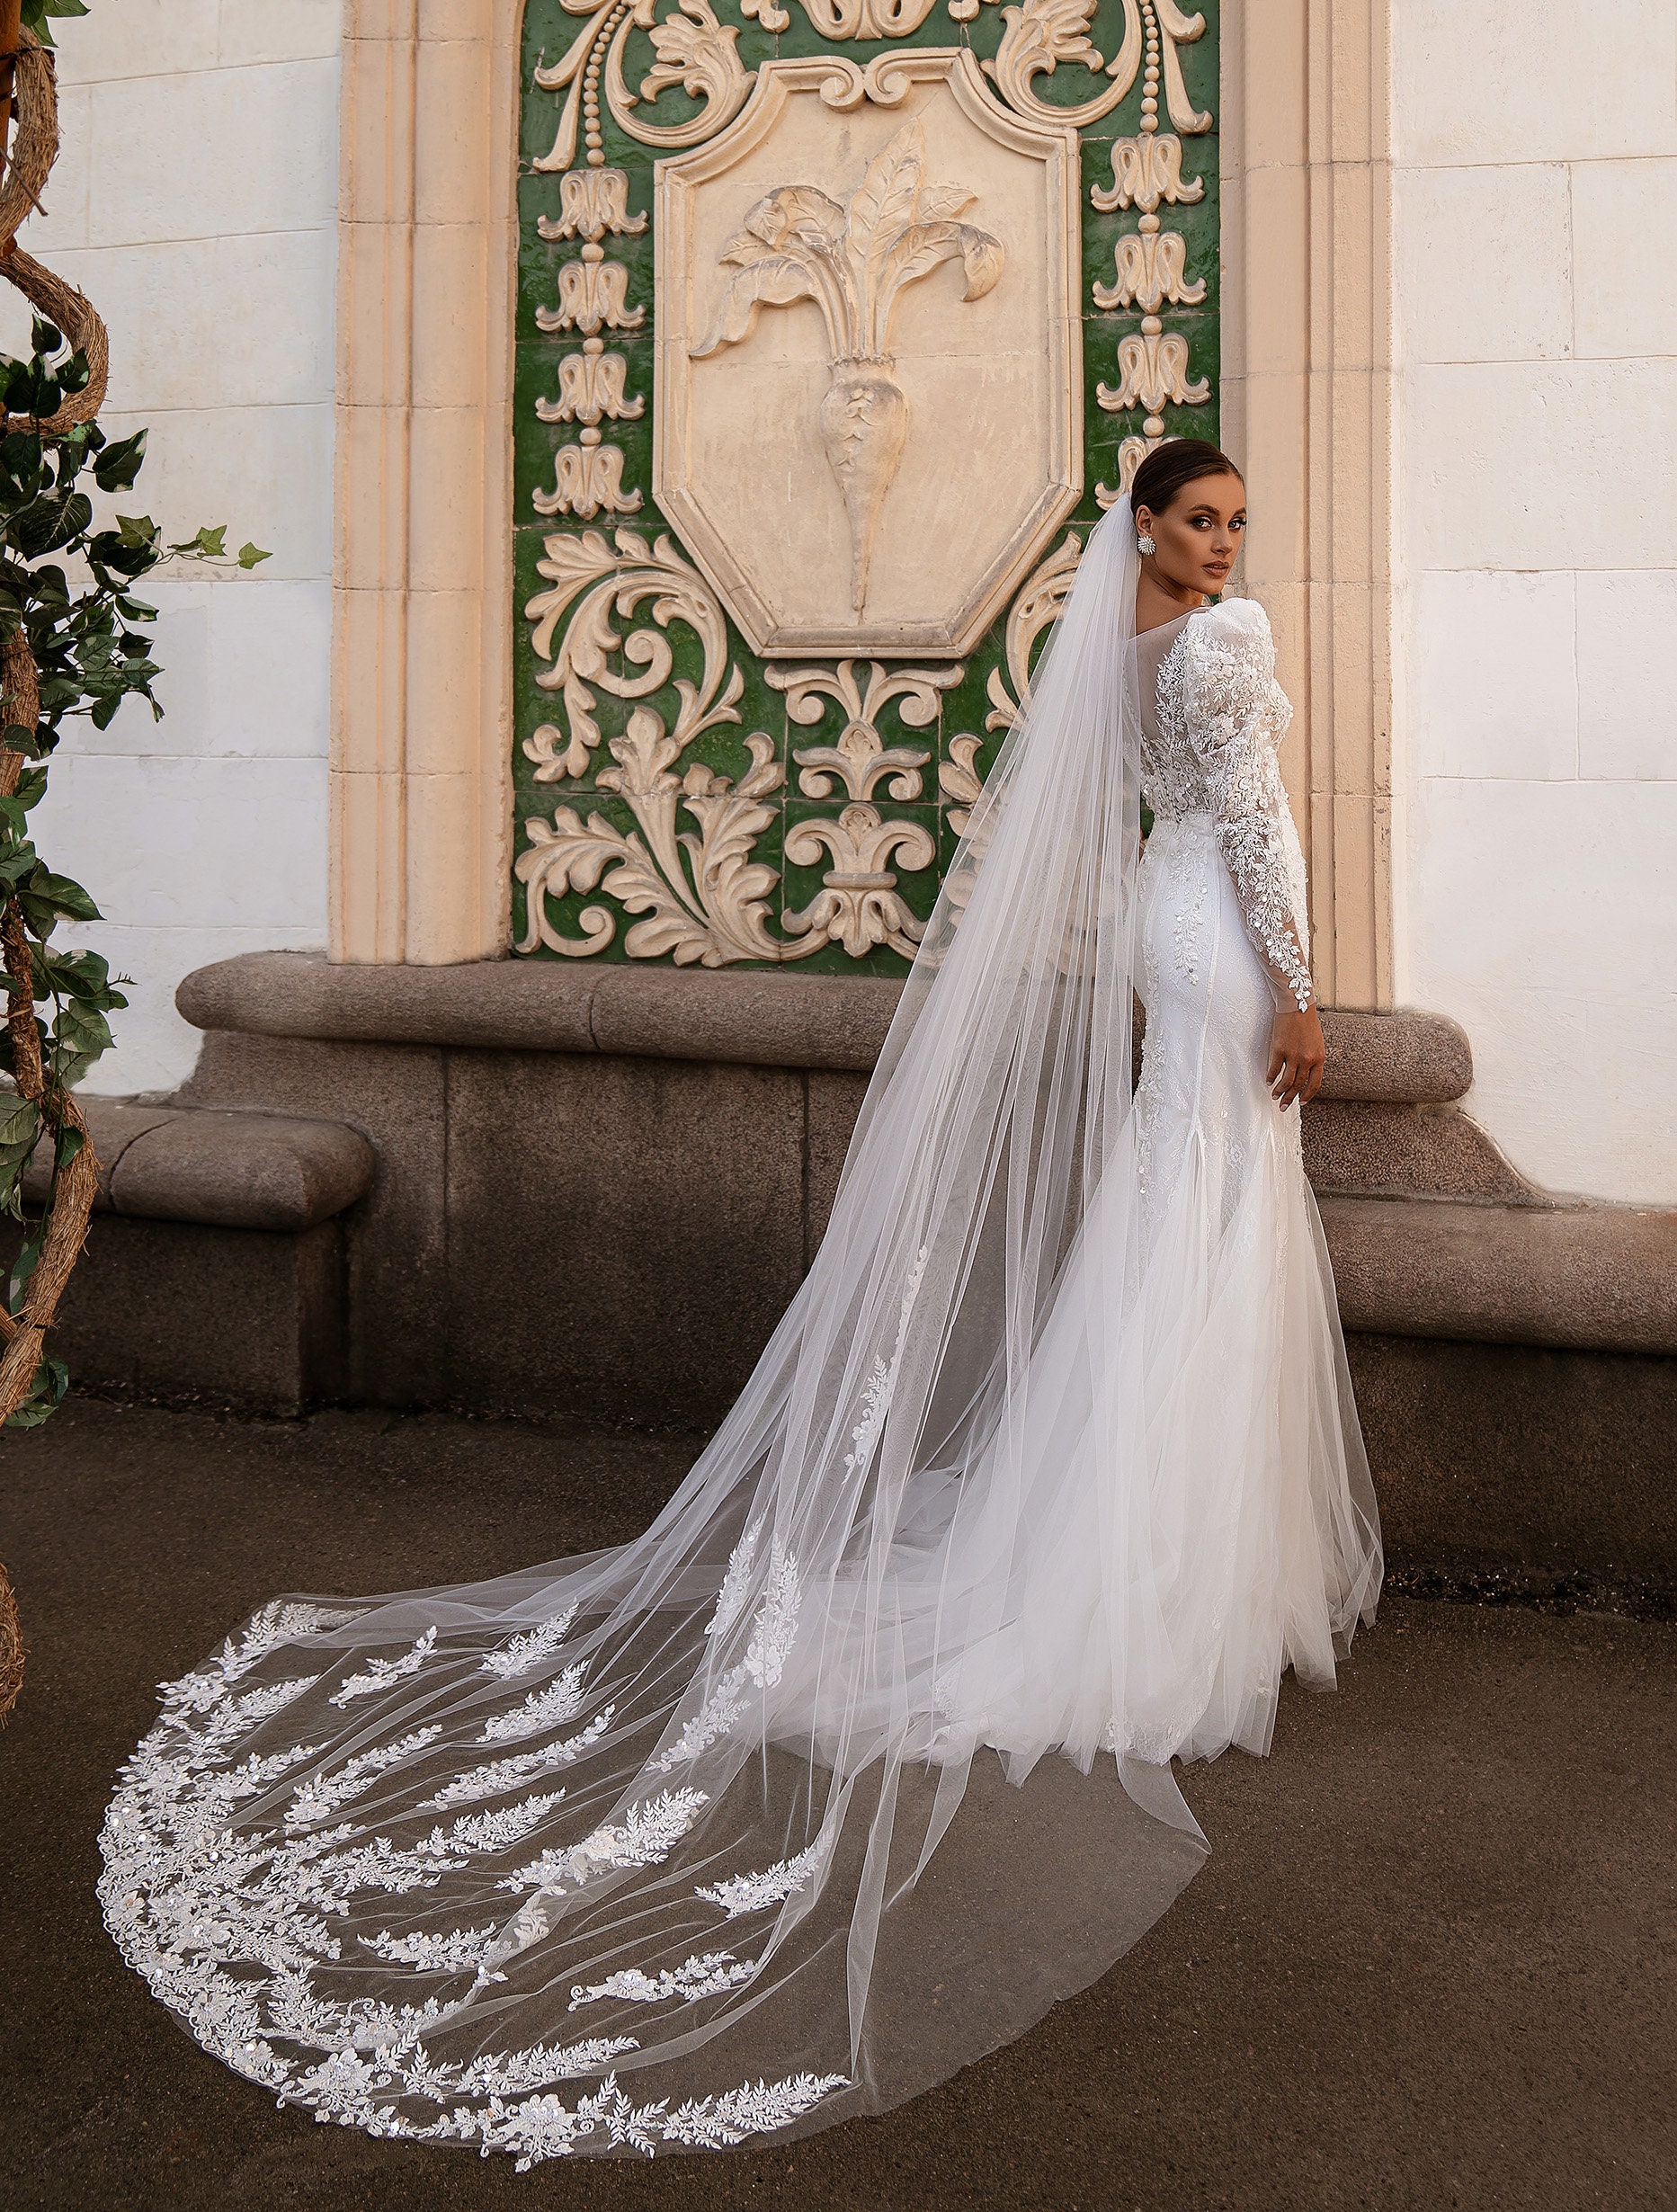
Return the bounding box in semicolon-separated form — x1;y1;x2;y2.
1393;0;1677;1201
0;4;340;1093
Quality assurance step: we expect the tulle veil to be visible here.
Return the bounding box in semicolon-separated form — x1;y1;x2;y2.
99;500;1231;2162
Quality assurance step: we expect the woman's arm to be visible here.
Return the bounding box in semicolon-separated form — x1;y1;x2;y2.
1181;608;1325;1106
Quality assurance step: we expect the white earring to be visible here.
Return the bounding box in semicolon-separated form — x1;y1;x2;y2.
1137;533;1155;557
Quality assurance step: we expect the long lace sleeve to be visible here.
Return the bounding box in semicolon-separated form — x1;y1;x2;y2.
1178;601;1315;1013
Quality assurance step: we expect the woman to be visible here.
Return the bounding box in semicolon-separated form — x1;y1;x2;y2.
100;442;1380;2166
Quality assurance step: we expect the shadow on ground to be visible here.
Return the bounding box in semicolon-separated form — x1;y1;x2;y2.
2;1396;1673;2211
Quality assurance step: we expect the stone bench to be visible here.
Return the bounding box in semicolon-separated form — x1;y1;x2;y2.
22;952;1674;1594
9;1100;374;1413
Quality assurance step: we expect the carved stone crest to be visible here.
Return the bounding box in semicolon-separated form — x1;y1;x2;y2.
654;50;1082;656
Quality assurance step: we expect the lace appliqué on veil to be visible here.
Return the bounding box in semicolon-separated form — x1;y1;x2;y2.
99;1613;849;2169
696;1834;831;1918
656;1244;930;1779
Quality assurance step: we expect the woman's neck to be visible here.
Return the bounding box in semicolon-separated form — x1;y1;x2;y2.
1136;571;1207;634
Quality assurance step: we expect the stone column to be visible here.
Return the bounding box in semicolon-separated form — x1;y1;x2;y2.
333;0;519;963
1220;0;1395;1011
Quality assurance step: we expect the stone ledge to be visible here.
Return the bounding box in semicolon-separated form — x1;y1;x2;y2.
1304;1100;1547;1207
1321;1195;1677;1356
176;952;902;1073
25;1100;374;1234
174;951;1472;1102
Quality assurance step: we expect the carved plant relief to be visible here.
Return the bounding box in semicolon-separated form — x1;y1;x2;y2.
782;805;935;959
781;0;977;33
533;0;754;175
516;5;1218;968
536;339;644;427
538;245;645;336
1092;218;1204;313
524;529;738;785
1079;3;1215;487
1094;434;1157;506
978;528;1082;736
1091;130;1204;216
540;166;648;242
521;529;783;962
942;531;1081;840
520;529;938;966
982;0;1208;136
532;432;643;520
771;660;963;800
1096;319;1209;417
692;120;1003;615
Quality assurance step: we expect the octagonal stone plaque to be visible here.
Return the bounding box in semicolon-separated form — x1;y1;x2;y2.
653;49;1083;658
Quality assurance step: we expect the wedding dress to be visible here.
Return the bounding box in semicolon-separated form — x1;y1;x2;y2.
98;500;1380;2166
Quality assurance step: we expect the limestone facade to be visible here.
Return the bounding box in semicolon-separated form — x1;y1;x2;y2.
0;2;340;1092
1391;0;1677;1202
4;2;1673;1206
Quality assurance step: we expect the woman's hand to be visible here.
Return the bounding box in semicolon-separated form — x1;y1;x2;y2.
1267;1004;1325;1108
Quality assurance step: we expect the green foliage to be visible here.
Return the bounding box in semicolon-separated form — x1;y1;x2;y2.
19;3;92;49
0;316;270;1421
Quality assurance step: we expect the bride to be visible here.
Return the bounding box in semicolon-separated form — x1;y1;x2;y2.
99;442;1381;2166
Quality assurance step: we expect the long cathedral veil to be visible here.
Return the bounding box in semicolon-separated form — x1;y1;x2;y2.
100;501;1216;2163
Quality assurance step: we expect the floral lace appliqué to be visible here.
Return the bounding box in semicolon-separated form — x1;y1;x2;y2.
481;1605;579;1681
568;1951;754;2011
99;1637;850;2167
1144;603;1314;1013
328;1627;437;1708
696;1834;831;1919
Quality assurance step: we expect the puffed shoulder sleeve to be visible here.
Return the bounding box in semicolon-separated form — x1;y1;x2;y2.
1178;599;1314;1014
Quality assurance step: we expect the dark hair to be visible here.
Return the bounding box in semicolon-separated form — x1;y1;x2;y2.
1130;437;1243;521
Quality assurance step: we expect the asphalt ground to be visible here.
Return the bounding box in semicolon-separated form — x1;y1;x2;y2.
2;1395;1673;2212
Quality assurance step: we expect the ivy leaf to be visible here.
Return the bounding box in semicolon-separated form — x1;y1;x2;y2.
114;513;161;551
19;4;90;53
8;1224;44;1312
93;428;147;493
52;1003;113;1079
18;868;101;931
5;1355;69;1428
171;523;227;559
236;541;272;570
40;945;112;994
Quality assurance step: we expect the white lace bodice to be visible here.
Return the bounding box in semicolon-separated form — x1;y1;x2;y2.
1137;597;1314;1013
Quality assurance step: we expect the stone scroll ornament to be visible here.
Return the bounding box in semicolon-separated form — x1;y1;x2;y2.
519;530;941;963
517;0;1218;972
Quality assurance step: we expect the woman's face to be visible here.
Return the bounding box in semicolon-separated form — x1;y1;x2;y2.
1136;472;1246;597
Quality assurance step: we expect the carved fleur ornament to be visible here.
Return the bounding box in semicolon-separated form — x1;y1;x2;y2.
691;119;1004;617
513;0;1218;969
